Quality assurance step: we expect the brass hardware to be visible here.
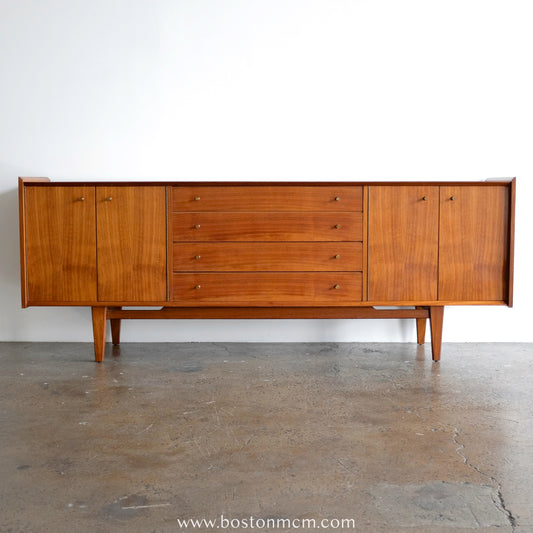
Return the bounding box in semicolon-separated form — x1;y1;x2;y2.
194;196;201;201
335;197;340;201
422;196;428;201
334;284;340;290
78;197;85;202
195;255;201;260
334;224;341;229
194;285;201;290
334;254;341;259
450;196;456;201
105;197;112;201
194;224;201;229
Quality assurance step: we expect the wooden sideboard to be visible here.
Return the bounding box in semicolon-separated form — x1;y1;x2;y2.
18;178;515;362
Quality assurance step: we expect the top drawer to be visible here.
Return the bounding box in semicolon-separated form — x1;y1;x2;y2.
172;186;363;212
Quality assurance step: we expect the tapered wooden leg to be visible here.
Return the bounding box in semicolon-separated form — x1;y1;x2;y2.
110;319;121;345
415;306;427;345
110;307;122;345
91;306;107;362
429;306;444;362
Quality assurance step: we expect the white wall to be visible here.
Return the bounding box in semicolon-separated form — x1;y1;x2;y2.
1;0;532;342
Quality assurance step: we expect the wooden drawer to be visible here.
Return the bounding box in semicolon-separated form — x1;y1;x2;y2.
172;212;363;242
172;272;363;305
173;242;363;272
172;185;363;212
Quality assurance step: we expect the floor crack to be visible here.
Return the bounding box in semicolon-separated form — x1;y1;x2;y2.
211;342;232;357
453;427;517;530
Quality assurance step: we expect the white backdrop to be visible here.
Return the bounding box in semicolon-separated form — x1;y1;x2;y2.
1;0;531;342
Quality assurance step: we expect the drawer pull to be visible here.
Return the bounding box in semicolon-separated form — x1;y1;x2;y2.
195;255;201;260
422;196;428;201
334;254;341;259
194;196;201;201
334;224;341;229
450;196;456;201
78;197;85;202
194;224;201;229
194;285;201;290
335;196;340;201
105;197;113;202
334;284;340;290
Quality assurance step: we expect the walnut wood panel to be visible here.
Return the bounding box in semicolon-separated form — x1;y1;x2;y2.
172;186;363;212
172;272;363;306
24;186;97;303
439;186;510;301
368;186;439;301
172;242;363;272
97;186;167;302
172;212;362;242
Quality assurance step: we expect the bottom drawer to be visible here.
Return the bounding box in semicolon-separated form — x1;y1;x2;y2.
172;273;362;306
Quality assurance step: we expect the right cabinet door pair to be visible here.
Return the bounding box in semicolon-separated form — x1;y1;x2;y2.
367;185;511;303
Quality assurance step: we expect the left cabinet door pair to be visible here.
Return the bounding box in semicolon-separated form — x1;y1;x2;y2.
24;186;167;304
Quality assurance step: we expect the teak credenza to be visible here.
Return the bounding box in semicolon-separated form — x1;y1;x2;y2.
18;178;515;362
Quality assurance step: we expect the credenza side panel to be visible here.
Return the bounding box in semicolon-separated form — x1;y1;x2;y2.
438;185;510;302
24;185;97;303
367;185;439;301
96;186;167;302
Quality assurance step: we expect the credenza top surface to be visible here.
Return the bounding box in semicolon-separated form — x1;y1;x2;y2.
19;178;515;187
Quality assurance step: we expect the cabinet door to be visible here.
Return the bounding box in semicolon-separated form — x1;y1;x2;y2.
24;186;97;303
368;186;439;301
97;186;167;302
439;186;510;301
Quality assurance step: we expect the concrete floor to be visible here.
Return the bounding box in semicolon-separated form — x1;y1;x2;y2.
0;342;532;533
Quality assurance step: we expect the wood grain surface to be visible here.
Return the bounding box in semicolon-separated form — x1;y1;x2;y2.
24;186;97;303
97;186;167;302
438;185;510;301
368;186;439;301
172;185;363;212
172;242;363;272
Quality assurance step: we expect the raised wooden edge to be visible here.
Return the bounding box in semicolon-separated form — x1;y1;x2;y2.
106;306;431;320
18;177;51;183
18;178;28;307
507;177;516;307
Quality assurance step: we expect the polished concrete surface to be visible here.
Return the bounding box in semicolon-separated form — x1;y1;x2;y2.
1;342;532;532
